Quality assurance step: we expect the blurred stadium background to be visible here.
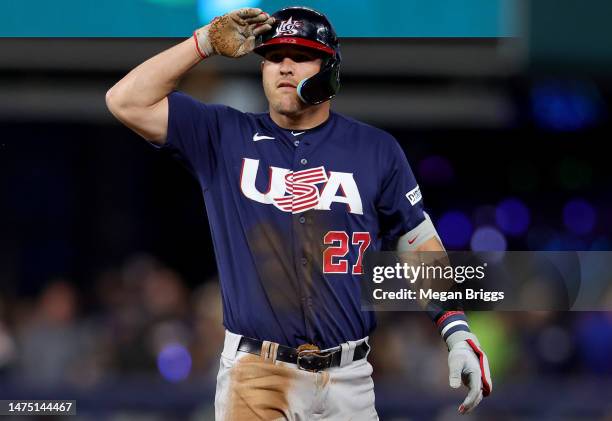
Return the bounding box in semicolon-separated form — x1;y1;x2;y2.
1;0;611;419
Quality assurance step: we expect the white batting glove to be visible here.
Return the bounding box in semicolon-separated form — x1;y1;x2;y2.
447;331;492;414
194;8;274;58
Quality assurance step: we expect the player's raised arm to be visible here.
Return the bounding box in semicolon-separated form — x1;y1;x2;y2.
105;8;274;145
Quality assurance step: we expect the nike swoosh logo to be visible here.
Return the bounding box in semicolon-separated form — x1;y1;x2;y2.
291;131;305;136
408;236;419;245
253;132;275;142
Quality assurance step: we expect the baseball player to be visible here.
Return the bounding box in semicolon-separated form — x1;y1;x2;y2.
106;6;492;420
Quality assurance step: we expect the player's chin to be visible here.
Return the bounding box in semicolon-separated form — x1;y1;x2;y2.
273;98;303;116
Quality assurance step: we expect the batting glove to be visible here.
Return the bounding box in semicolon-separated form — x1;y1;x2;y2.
194;8;275;58
447;331;492;414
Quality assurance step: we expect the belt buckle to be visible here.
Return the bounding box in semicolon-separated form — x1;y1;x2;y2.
297;349;331;372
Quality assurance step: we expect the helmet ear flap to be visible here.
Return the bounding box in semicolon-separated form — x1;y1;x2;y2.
296;56;341;105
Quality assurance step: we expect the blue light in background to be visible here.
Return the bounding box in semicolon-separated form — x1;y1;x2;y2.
198;0;261;25
198;0;515;36
471;226;507;251
495;198;530;236
418;155;454;185
0;0;516;37
531;81;602;131
437;211;472;249
575;313;612;375
157;343;192;383
563;199;597;235
146;0;194;5
543;233;588;251
590;236;612;251
0;0;200;37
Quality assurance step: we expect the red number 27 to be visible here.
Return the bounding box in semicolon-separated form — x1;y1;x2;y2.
323;231;371;274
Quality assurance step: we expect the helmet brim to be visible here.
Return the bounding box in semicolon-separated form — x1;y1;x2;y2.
254;37;334;56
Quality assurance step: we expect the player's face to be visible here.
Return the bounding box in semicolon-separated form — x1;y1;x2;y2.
261;46;324;116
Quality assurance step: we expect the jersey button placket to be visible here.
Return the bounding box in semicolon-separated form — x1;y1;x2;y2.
300;158;308;165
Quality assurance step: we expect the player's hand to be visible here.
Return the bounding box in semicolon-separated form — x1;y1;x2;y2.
447;332;492;414
195;8;275;58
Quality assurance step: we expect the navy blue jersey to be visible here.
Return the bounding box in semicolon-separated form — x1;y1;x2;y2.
162;91;426;348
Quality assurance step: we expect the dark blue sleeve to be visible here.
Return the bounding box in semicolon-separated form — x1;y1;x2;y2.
376;136;426;250
161;91;228;190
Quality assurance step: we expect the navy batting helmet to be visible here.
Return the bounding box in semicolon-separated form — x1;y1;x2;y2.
254;6;341;105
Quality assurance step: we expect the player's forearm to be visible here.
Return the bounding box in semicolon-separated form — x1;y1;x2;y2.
105;35;204;113
396;218;467;340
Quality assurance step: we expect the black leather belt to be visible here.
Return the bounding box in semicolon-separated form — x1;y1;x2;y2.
237;336;370;372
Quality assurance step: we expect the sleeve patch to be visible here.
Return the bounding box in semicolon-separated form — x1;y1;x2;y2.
406;185;422;206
